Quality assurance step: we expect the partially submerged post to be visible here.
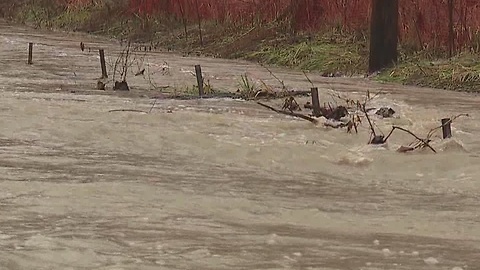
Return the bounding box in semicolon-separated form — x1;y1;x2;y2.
195;65;204;97
27;43;33;65
311;87;321;117
99;49;108;79
442;118;452;139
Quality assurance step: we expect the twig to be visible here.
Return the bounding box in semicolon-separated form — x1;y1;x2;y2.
352;118;359;133
302;70;315;88
415;63;427;75
360;90;387;143
143;58;171;91
261;64;287;90
324;120;348;129
108;109;148;113
167;92;238;100
383;127;396;142
392;126;437;153
257;102;318;124
148;99;158;113
121;41;131;82
363;104;377;137
362;90;383;110
327;92;341;107
368;90;383;101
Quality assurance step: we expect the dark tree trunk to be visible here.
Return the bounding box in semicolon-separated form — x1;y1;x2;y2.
447;0;455;57
368;0;399;73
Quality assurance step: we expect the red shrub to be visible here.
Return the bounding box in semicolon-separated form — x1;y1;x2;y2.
59;0;480;50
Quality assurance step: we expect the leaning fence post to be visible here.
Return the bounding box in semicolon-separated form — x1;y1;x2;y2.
195;65;204;97
27;43;33;65
99;49;108;79
311;87;321;117
441;118;452;139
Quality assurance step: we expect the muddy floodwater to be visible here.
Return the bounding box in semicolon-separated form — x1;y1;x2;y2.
0;21;480;270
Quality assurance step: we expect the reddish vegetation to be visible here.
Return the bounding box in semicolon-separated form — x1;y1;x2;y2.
64;0;480;50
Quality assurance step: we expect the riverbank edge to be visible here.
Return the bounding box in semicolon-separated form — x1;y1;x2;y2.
1;3;480;93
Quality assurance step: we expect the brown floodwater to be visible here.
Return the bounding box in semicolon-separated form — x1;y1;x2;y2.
0;21;479;270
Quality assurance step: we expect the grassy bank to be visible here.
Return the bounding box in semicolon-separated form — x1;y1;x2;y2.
2;0;480;92
376;51;480;92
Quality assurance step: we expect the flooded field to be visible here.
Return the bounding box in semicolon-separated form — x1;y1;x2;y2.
0;21;479;269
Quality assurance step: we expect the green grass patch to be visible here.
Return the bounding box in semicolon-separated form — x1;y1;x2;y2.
376;51;480;92
52;7;93;29
12;1;60;28
245;31;369;75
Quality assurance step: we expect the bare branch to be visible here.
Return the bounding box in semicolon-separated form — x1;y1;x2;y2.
108;109;148;114
302;70;315;88
391;126;437;153
148;99;158;113
363;104;377;138
257;102;318;124
261;64;287;91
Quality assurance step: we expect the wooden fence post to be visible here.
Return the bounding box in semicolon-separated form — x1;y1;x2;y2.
195;65;204;97
99;49;108;79
311;87;321;117
28;43;33;65
442;118;452;139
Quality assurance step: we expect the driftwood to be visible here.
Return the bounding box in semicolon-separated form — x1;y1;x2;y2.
324;119;349;128
157;90;310;101
257;102;318;124
363;101;435;152
97;80;106;90
282;96;301;112
114;81;130;91
381;113;469;153
376;107;396;118
357;92;423;149
301;90;464;154
320;105;348;121
303;101;349;120
426;113;469;139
